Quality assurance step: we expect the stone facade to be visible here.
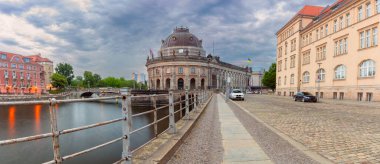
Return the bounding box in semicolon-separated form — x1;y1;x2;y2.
146;27;249;90
276;0;380;101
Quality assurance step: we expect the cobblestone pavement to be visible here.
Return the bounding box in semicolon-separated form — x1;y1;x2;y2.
236;94;380;163
168;95;223;164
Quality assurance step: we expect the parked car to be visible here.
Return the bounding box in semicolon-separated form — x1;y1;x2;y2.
293;92;317;102
246;90;253;94
229;89;245;101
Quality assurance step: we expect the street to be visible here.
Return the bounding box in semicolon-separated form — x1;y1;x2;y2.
236;94;380;163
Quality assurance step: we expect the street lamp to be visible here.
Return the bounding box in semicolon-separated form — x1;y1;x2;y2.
317;62;322;102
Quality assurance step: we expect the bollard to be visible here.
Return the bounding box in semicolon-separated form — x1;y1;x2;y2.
151;95;158;137
121;92;132;164
185;90;190;120
168;90;177;134
48;98;62;164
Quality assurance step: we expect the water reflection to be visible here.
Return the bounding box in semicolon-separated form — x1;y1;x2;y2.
34;105;42;133
8;106;16;137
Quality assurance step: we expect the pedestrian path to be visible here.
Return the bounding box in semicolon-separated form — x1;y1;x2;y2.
217;94;272;163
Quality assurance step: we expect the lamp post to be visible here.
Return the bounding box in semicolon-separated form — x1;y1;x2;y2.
317;62;322;102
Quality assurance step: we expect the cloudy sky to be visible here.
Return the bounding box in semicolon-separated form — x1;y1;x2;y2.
0;0;336;79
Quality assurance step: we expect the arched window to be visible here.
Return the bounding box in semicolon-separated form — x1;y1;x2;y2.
278;77;281;86
359;60;376;77
303;71;310;83
290;74;294;84
316;68;326;81
335;65;346;79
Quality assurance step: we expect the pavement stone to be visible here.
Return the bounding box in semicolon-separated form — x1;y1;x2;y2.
236;94;380;163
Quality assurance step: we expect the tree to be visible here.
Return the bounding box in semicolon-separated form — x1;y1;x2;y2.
71;76;84;88
51;73;68;89
83;71;94;88
93;74;102;87
55;63;74;85
262;63;276;91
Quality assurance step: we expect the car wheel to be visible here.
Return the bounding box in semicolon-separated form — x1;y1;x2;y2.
293;97;297;101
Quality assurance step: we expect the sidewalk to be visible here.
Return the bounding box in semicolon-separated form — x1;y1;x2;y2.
217;94;272;163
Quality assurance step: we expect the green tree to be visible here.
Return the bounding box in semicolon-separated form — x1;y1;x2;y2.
71;76;84;88
83;71;94;88
51;73;68;89
93;74;102;87
262;63;276;91
55;63;74;85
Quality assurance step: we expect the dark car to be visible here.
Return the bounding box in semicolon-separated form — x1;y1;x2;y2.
293;92;317;102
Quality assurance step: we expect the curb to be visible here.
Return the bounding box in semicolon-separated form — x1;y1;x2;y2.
227;95;333;164
132;94;214;164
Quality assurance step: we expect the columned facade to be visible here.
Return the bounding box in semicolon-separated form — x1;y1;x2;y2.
146;27;249;91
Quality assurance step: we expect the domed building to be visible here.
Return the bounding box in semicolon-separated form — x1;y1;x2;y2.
146;27;250;90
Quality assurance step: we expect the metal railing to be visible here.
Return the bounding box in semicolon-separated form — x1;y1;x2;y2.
0;89;212;164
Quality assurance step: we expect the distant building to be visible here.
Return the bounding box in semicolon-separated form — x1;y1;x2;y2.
249;71;263;87
28;54;54;90
131;72;146;83
146;27;250;90
0;51;48;94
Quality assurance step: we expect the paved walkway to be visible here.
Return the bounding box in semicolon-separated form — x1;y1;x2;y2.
217;95;272;163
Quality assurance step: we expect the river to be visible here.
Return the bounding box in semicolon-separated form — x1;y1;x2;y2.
0;99;186;164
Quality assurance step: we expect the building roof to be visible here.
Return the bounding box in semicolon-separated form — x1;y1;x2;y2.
161;27;203;48
0;51;40;65
28;54;53;63
298;5;324;17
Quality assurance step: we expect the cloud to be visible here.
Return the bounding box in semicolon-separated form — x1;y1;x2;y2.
0;0;336;79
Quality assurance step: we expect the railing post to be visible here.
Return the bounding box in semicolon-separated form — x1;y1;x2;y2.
194;90;198;112
168;90;176;133
48;98;62;164
151;95;158;137
179;93;183;119
121;92;132;164
185;89;189;119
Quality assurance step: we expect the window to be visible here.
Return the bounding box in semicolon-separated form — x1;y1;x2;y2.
285;42;288;55
302;51;310;65
346;13;350;26
339;40;343;54
366;30;371;48
284;76;287;85
303;72;310;83
366;92;373;101
11;63;16;68
290;55;296;68
334;20;337;32
335;41;338;56
166;68;171;74
335;65;346;79
344;38;348;53
190;67;196;74
155;69;160;75
309;33;312;43
358;6;363;21
316;68;325;81
325;24;329;35
316;45;326;61
1;54;6;59
333;92;338;99
373;27;378;46
377;0;380;13
320;27;323;38
290;74;294;84
339;17;344;29
278;77;281;86
360;32;365;49
278;47;282;58
359;60;376;77
316;30;319;40
19;64;24;70
366;3;372;18
339;92;344;100
284;58;287;70
23;58;30;63
357;92;363;101
178;67;184;74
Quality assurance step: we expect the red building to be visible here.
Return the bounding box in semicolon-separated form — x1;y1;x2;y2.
0;51;46;94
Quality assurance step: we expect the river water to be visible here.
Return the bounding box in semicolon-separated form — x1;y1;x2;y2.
0;99;187;164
